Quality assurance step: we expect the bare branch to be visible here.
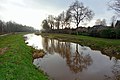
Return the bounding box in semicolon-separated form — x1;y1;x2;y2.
67;0;94;28
108;0;120;15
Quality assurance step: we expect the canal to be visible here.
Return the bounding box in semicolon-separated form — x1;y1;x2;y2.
24;34;120;80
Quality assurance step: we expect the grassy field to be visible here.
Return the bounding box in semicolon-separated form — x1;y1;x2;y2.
0;33;49;80
41;33;120;59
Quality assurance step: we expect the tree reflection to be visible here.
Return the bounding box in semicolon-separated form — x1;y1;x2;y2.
42;37;49;51
105;58;120;80
42;37;93;73
68;44;92;73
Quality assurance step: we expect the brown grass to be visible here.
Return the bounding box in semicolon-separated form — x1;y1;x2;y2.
0;47;8;55
33;49;46;59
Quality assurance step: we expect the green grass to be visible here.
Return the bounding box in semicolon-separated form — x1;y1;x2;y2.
41;33;120;59
0;33;49;80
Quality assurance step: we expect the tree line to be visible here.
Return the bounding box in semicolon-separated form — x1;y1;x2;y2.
41;0;120;39
0;20;37;34
41;0;94;32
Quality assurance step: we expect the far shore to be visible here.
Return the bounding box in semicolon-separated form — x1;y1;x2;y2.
40;33;120;59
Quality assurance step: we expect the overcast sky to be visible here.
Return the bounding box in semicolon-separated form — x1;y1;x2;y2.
0;0;115;30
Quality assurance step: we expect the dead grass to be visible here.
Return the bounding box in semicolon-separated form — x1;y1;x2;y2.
0;47;8;55
33;49;46;59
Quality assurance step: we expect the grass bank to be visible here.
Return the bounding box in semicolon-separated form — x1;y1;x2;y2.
41;33;120;59
0;33;49;80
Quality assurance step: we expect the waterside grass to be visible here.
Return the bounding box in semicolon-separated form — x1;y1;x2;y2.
0;33;49;80
41;33;120;59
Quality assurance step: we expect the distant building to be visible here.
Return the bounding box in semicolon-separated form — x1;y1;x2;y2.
115;20;120;29
92;25;107;31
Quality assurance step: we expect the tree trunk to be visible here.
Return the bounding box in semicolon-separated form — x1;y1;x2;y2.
76;23;79;35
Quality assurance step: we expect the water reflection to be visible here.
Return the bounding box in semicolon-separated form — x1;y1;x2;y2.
42;38;93;73
25;34;120;80
105;58;120;80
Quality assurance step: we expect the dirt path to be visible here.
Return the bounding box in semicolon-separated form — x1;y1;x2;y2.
0;34;9;37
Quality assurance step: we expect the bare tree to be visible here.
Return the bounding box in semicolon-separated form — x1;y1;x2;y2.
108;0;120;15
0;20;3;33
54;16;61;30
101;19;107;26
47;15;54;29
68;0;94;28
42;19;50;31
95;19;107;26
60;11;65;29
64;10;72;28
111;15;117;27
95;19;102;25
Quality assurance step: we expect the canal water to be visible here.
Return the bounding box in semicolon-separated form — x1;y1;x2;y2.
24;34;120;80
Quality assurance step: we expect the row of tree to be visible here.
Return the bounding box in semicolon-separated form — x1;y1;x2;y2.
0;20;37;34
42;0;94;32
41;0;120;39
78;0;120;39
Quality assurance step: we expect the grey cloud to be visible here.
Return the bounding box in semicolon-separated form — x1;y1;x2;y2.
0;5;3;10
23;0;72;10
10;1;26;8
0;0;8;10
0;4;6;11
0;0;6;2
